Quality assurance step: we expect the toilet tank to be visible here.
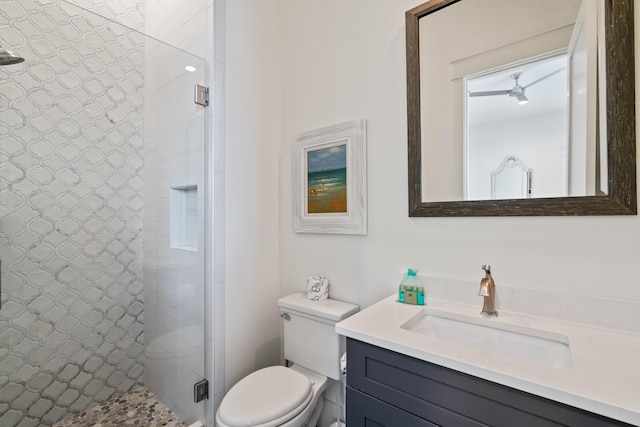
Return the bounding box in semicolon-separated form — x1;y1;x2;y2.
278;293;359;380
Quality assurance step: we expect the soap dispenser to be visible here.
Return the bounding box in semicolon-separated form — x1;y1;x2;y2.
398;268;425;305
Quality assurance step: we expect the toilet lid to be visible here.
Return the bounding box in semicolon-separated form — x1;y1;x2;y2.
218;366;312;426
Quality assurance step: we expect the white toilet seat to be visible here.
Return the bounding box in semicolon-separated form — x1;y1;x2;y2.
217;365;313;427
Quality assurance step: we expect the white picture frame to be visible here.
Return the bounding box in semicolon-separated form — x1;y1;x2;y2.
292;119;367;235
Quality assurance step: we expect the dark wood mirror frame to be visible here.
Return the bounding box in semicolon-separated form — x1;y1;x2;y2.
406;0;636;217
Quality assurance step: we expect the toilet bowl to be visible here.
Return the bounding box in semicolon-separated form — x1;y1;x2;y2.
215;365;329;427
215;293;359;427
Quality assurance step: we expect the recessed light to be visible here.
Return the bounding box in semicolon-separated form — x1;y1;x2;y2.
185;65;196;72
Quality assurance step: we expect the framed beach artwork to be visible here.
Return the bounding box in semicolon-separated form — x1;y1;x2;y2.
292;119;367;234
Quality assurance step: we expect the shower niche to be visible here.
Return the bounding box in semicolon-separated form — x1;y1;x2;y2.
170;186;199;251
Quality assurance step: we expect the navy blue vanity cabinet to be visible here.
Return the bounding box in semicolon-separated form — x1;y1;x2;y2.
347;387;438;427
346;338;633;427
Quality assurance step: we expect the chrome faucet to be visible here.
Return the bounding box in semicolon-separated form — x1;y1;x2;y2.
478;265;498;316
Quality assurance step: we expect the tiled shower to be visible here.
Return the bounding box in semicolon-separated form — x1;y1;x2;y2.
0;0;209;425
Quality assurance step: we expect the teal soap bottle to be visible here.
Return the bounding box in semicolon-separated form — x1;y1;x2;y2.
399;268;425;305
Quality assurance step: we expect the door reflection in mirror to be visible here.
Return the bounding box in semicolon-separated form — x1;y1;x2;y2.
490;156;532;200
465;54;568;201
419;0;606;203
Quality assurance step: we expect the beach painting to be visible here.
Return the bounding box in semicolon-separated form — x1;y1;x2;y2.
306;143;347;214
293;119;366;234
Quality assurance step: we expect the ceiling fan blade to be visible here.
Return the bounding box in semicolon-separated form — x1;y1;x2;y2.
523;67;566;89
468;90;511;97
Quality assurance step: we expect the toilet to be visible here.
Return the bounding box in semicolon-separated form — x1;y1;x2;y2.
216;293;359;427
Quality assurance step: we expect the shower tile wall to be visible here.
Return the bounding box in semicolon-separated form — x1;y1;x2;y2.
63;0;145;32
0;1;145;426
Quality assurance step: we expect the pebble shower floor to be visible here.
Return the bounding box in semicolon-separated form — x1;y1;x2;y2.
53;387;187;427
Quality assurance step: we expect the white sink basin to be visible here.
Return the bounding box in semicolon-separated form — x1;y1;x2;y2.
401;308;573;369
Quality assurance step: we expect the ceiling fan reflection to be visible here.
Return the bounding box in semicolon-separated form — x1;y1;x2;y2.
468;68;566;105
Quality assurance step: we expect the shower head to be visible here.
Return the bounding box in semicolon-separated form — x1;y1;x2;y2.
0;46;25;66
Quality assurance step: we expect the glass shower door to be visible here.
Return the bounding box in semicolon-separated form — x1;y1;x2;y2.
142;38;207;425
0;1;207;425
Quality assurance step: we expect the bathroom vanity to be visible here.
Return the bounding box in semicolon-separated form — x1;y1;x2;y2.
346;339;631;426
336;295;640;427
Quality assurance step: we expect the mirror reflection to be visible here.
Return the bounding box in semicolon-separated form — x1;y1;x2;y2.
418;0;606;202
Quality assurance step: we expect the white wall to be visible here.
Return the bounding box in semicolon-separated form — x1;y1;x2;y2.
223;0;640;424
277;1;640;316
224;0;284;390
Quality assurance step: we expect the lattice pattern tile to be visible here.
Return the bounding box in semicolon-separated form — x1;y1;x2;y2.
62;0;145;31
0;0;145;426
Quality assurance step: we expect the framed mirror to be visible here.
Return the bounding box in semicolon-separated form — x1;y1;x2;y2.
406;0;636;216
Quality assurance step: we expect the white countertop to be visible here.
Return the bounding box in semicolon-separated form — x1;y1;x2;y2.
336;295;640;425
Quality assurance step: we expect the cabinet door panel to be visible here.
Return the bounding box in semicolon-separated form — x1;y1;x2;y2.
347;387;438;427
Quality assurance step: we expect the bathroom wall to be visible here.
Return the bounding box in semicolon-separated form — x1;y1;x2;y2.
223;0;640;425
0;1;145;426
274;2;640;424
223;0;284;391
277;0;640;308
